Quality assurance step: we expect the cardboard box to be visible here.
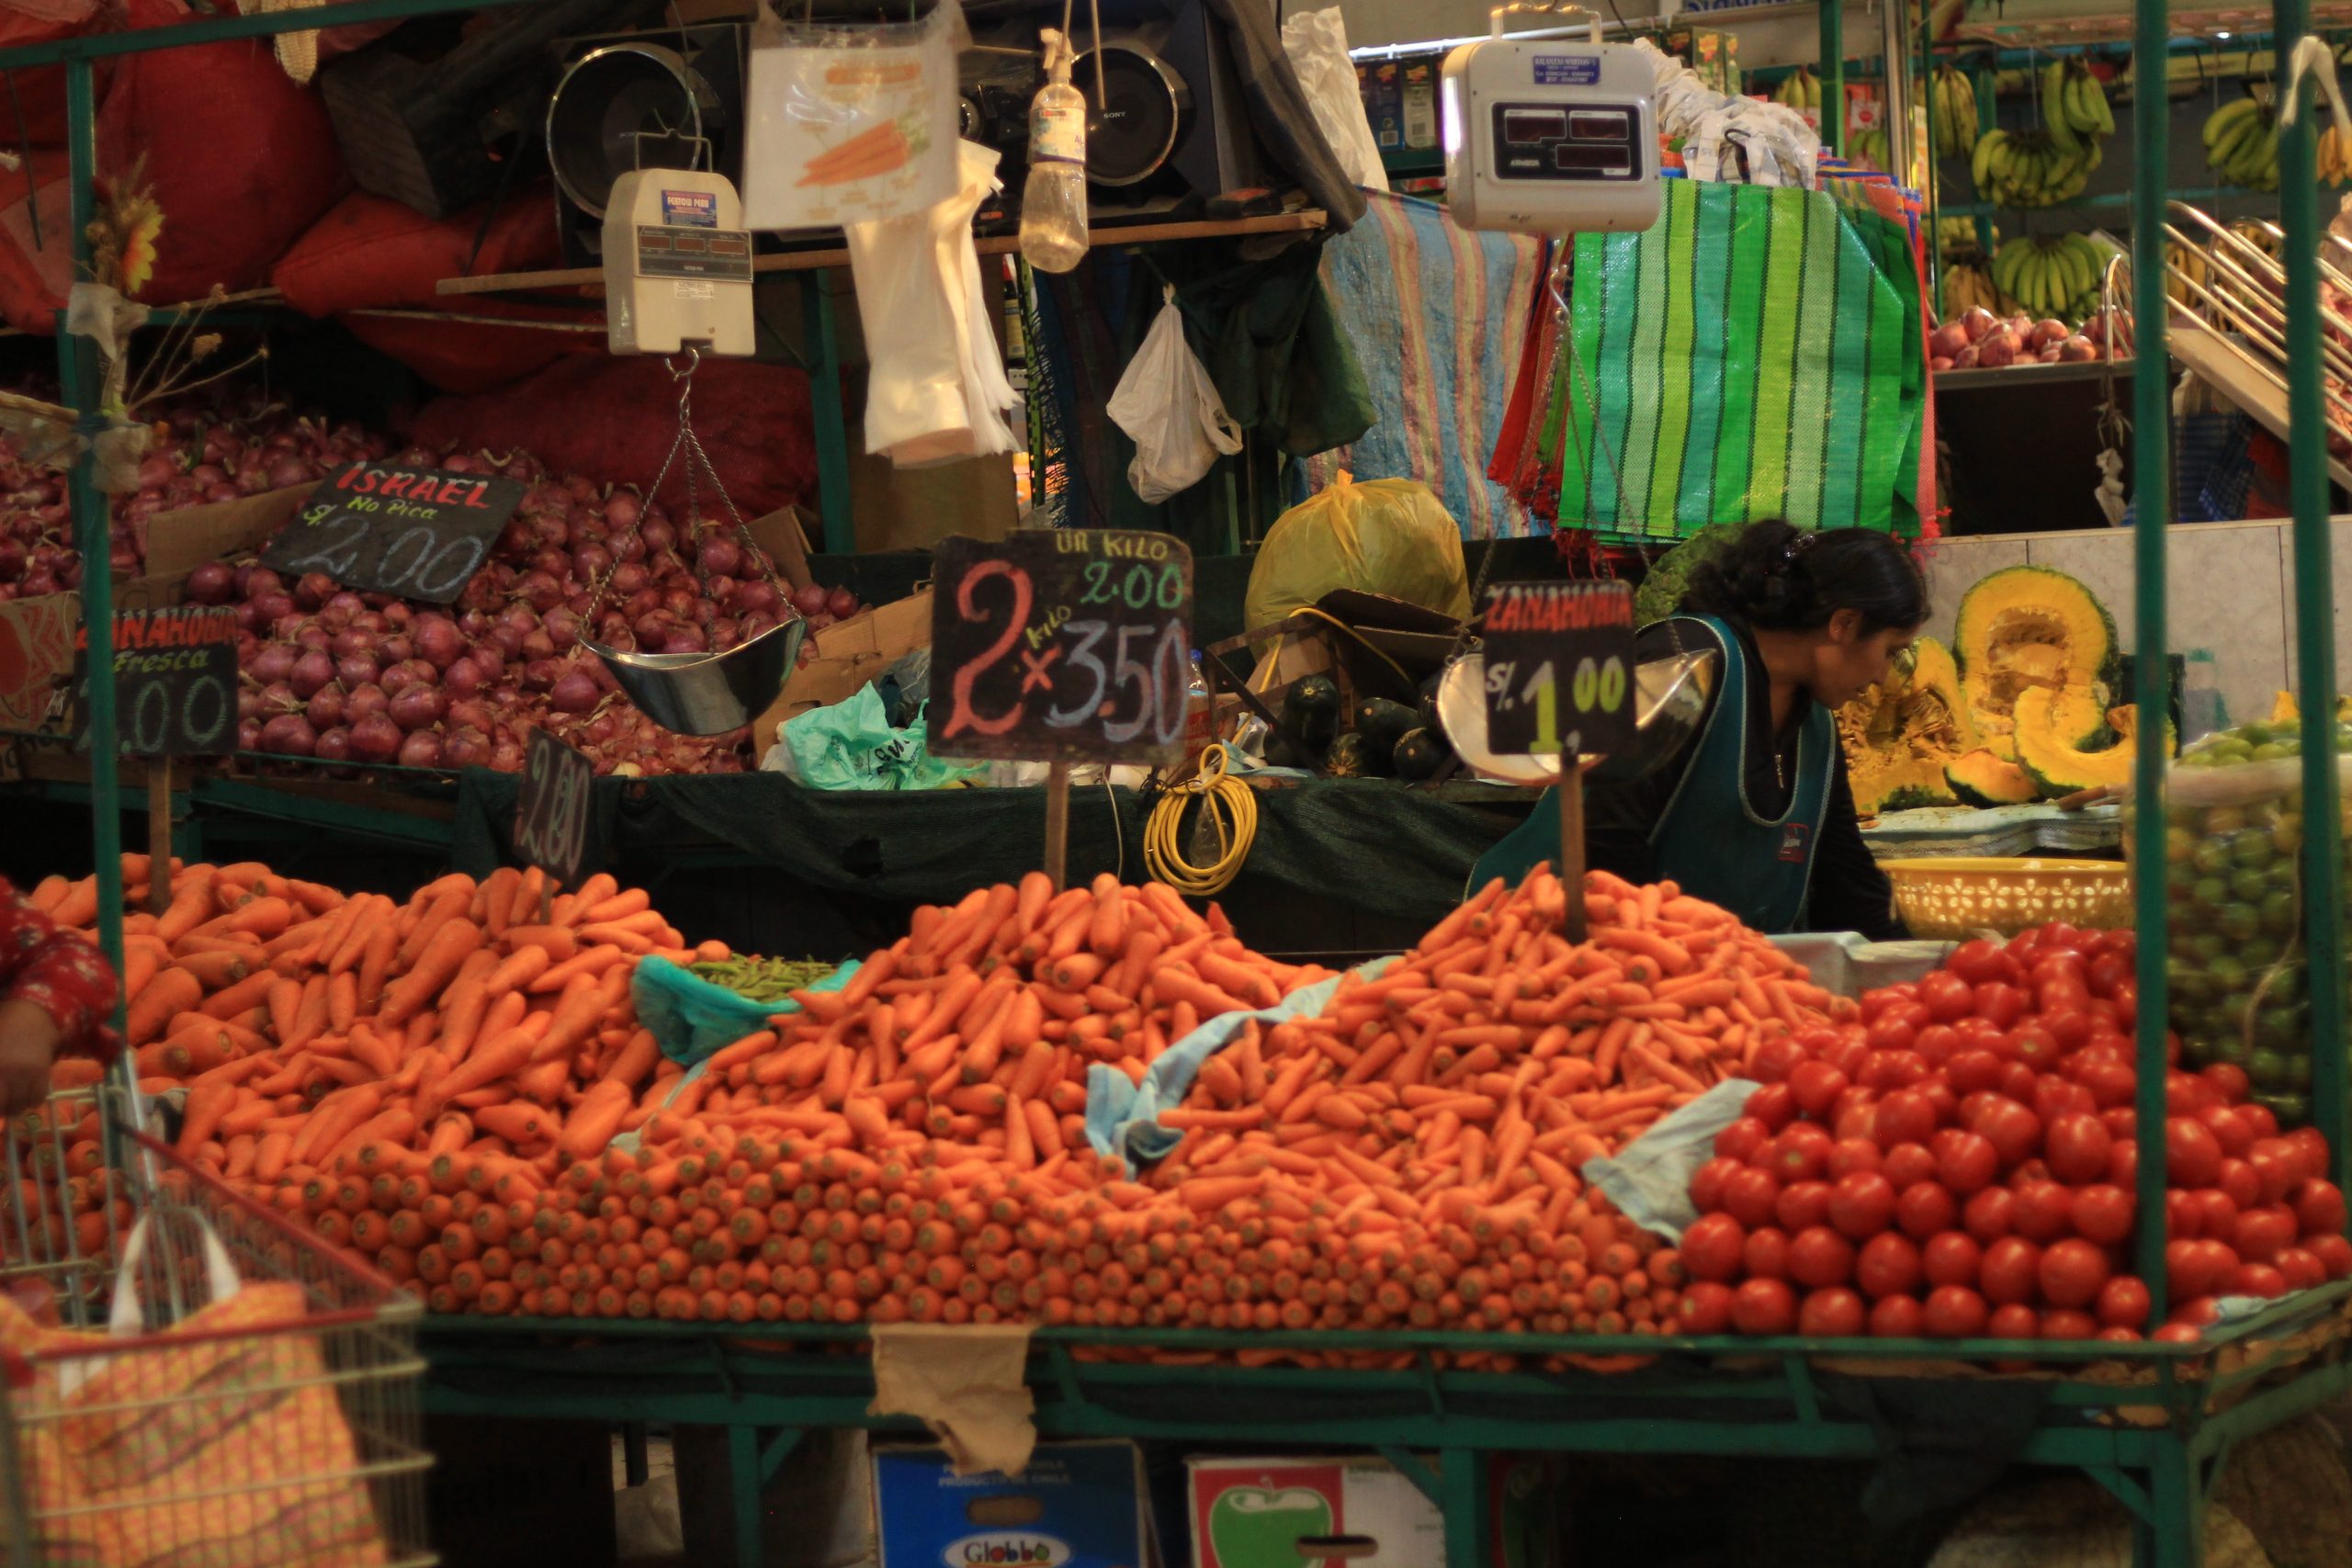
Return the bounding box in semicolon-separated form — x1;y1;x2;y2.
873;1439;1148;1568
1187;1456;1442;1568
752;586;933;740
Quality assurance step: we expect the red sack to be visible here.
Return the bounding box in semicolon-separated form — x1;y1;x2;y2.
96;31;347;304
408;355;818;518
0;0;175;146
339;310;599;395
0;150;71;334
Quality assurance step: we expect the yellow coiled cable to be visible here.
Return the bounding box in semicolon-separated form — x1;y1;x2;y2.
1145;744;1258;897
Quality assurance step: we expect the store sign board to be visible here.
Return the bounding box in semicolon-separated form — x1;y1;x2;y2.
928;530;1195;765
260;462;526;604
514;728;594;889
1481;580;1636;758
67;607;237;756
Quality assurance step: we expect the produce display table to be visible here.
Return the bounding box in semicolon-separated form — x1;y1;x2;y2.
419;1284;2352;1568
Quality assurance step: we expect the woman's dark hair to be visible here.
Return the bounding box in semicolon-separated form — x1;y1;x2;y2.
1680;521;1928;633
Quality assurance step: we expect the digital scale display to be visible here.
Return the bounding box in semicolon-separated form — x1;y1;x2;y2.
1489;100;1641;182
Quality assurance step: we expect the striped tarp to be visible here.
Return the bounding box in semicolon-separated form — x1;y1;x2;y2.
1535;178;1927;542
1300;191;1545;539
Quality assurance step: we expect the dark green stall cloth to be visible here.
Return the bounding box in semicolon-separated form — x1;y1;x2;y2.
448;772;1529;956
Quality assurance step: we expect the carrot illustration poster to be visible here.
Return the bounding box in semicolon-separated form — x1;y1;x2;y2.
741;0;958;230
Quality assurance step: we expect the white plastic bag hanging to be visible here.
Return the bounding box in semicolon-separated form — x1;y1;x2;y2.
1279;8;1387;193
741;0;963;231
1106;287;1242;503
843;139;1020;466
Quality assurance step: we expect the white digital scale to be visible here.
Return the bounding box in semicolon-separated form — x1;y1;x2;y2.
1442;5;1661;235
605;168;757;357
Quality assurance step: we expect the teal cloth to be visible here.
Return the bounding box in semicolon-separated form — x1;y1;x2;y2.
1649;615;1834;934
629;955;860;1067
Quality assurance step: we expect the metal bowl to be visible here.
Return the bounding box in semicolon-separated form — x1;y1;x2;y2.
1438;647;1718;786
586;617;806;737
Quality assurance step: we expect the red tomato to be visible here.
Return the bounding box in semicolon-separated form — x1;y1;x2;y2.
2003;1022;2062;1073
2276;1247;2328;1292
1972;981;2028;1030
2164;1071;2219;1118
1996;1062;2041;1104
1922;1079;1962;1129
1774;1179;1834;1235
1731;1278;1798;1334
2172;1294;2222;1327
1951;1016;2007;1051
2010;1181;2075;1245
2200;1062;2252;1104
1909;1029;1959;1068
1971;1098;2043;1170
2075;1059;2138;1111
2096;1274;2152;1330
2247;1145;2298;1206
1715;1116;1772;1165
1690;1156;1742;1214
1856;1232;1924;1300
2031;1077;2096;1128
1720;1168;1782;1230
2086;951;2132;998
1917;971;1973;1022
2044;1113;2115;1186
1746;1082;1797;1134
2232;1205;2298;1265
1830;1039;1871;1081
2097;1325;2143;1344
2102;1108;2140;1142
1978;1236;2044;1305
1948;1050;2006;1097
1797;1287;1869;1337
1963;1186;2017;1244
2312;1234;2352;1280
1788;1060;1849;1120
1987;1303;2041;1339
2165;1119;2224;1190
2292;1179;2348;1236
2285;1127;2330;1180
1859;985;1916;1025
2165;1190;2204;1241
2217;1158;2263;1213
2168;1240;2240;1300
2192;1189;2240;1240
1932;1130;1999;1196
1679;1213;1747;1282
2236;1101;2282;1142
1833;1100;1879;1143
1883;1143;1939;1190
1898;1181;1961;1240
1679;1280;1736;1333
1873;1092;1937;1150
1826;1139;1883;1180
1946;939;2018;986
2230;1263;2289;1298
1771;1124;1834;1185
1869;1293;1925;1337
2030;950;2088;990
1922;1284;1989;1338
2037;980;2094;1027
2154;1323;2206;1345
2040;1309;2098;1340
2070;1184;2134;1247
1748;1035;1807;1085
2038;1238;2109;1309
1923;1231;1984;1288
1743;1226;1792;1281
2198;1104;2254;1159
1826;1171;1898;1241
1864;1012;1921;1056
1789;1226;1857;1290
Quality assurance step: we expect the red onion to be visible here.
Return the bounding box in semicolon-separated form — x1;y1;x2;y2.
248;643;297;684
313;725;353;762
336;652;379;688
469;643;506;680
523;657;564;693
698;536;741;577
826;587;859;620
549;669;601;713
640;516;675;553
348;712;401;761
663;587;699;619
379;634;414;665
517;571;566;614
707;574;739;609
447;699;496;734
491;738;526;772
389;685;445;729
610;561;648;597
529;547;570;581
272;614;311;642
520;628;555;661
243;567;283;601
329;626;376;660
345;682;389;722
236;717;263;750
292;623;331;651
306;685;346;730
606;491;641;530
742;612;777;639
289;649;335;700
237;686;266;722
597;611;632;645
250;592;296;625
445;658;485;698
792;583;830;616
543;608;582;651
662;626;708;655
327;592;366;615
711;617;741;650
380;662;423;697
632;610;674;649
573;543;613;582
443;728;491;768
258;713;318;756
381;601;413;628
136;452;175;489
397;731;444;769
185;562;234;604
267;457;311;491
293;572;337;610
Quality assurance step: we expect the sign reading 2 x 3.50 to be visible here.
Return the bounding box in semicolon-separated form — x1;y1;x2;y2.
259;462;526;605
929;530;1195;765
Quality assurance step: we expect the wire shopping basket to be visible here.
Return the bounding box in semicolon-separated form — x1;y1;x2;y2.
1;1080;432;1568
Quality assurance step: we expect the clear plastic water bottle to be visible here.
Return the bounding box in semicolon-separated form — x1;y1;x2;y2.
1019;28;1089;274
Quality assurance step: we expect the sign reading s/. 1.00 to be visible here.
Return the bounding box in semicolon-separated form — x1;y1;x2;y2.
259;462;526;605
1482;580;1636;758
514;728;594;890
929;530;1194;765
69;607;238;756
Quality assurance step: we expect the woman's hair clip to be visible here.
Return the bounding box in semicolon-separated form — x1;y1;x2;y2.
1783;531;1815;563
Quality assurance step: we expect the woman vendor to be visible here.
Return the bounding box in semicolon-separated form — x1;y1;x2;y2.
1473;520;1924;939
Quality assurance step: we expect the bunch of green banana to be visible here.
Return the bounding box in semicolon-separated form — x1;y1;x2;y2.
2204;96;2279;191
1773;65;1822;113
1849;125;1891;173
1930;65;1979;160
2040;58;2115;157
1972;128;2100;207
1935;215;1996;259
691;953;840;1002
1939;259;2001;321
1989;233;2109;324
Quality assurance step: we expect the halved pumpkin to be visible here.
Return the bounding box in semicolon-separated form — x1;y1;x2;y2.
1952;566;2118;758
1838;636;1974;813
1945;748;2038;806
2013;687;2142;795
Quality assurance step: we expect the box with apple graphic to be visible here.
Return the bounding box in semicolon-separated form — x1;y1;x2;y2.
872;1438;1150;1568
1186;1456;1442;1568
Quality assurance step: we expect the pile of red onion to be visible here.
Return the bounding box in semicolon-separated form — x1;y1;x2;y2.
197;447;859;777
0;387;383;601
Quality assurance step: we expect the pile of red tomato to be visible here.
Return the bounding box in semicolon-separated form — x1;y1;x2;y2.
1675;922;2351;1342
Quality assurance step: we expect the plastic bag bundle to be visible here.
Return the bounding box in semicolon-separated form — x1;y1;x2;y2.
843;139;1021;466
1634;38;1818;186
1105;286;1243;502
1279;8;1388;193
1242;473;1472;633
770;682;975;791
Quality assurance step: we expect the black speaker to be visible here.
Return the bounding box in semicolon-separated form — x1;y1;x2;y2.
545;24;749;265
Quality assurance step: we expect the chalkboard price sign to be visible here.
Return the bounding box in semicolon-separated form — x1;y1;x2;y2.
260;462;526;604
929;530;1195;766
69;607;238;757
514;728;594;888
1482;581;1636;758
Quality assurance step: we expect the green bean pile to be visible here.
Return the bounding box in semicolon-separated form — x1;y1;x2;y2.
689;955;838;1002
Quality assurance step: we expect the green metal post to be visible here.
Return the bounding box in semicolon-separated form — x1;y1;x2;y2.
1972;68;1996;255
801;270;854;557
1819;1;1843;156
2127;0;2174;1325
2274;0;2350;1190
1439;1449;1491;1568
60;56;127;1020
728;1423;763;1568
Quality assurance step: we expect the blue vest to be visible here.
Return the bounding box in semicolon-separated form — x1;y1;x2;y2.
1469;615;1836;933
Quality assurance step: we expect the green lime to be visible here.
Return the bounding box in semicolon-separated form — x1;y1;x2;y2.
2232;867;2275;903
2188;931;2230;965
2233;829;2277;869
2261;888;2300;934
2220;903;2262;942
2207;953;2249;992
2182;1034;2218;1066
2253;741;2300;761
2204;805;2250;836
2165;824;2198;863
2255;1004;2302;1047
2216;1032;2254;1066
2249;1047;2291;1087
2259;1089;2312;1124
2241;937;2289;972
2192;875;2232;909
2191;840;2233;877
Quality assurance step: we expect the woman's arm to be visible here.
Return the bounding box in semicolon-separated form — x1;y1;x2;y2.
1804;750;1909;941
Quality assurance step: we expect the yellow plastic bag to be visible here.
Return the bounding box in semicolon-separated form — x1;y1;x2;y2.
1243;474;1473;637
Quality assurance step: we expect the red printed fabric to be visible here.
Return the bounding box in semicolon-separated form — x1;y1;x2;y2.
2;878;119;1058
